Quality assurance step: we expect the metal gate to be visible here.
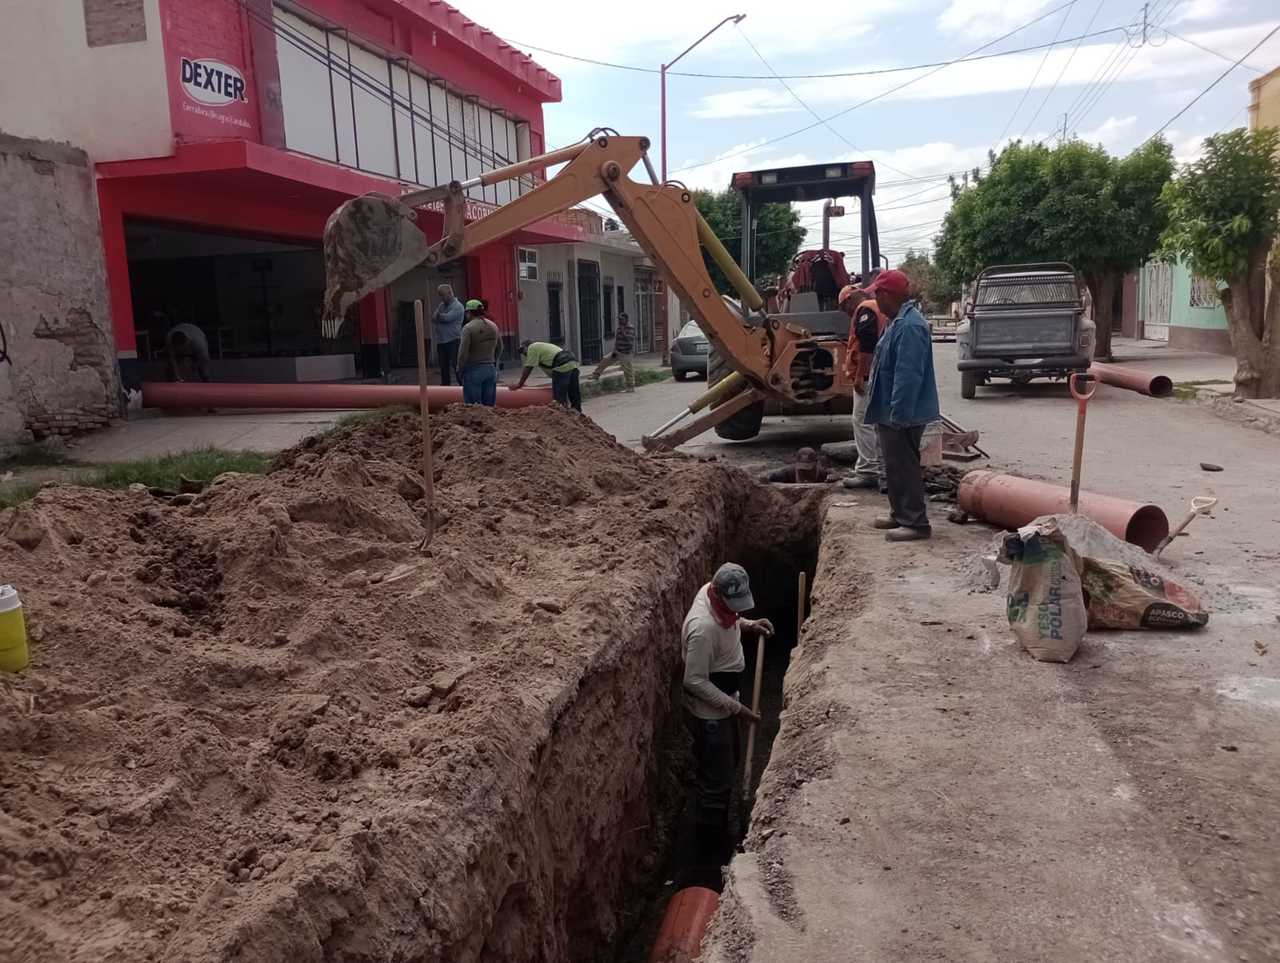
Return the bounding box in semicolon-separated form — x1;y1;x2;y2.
634;272;657;353
577;260;602;363
1141;261;1172;342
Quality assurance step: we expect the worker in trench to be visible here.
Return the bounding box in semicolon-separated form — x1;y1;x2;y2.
681;563;774;868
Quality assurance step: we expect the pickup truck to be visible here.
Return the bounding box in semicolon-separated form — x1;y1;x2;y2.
955;262;1095;399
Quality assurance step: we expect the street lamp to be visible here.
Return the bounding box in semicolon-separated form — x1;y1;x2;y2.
660;13;746;183
659;13;744;365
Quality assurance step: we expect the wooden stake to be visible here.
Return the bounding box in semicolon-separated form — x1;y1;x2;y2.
796;570;806;646
413;300;436;548
742;631;766;795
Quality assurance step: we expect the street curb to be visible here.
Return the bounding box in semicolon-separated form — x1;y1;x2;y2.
1186;389;1280;438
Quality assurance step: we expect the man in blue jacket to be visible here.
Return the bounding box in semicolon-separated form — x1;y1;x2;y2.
861;269;940;542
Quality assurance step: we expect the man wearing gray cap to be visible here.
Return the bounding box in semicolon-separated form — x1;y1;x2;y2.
681;562;774;867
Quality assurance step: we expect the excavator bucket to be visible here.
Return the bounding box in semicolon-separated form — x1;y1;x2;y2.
322;193;432;321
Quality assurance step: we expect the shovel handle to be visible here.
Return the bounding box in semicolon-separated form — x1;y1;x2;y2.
1069;371;1097;402
1152;497;1218;558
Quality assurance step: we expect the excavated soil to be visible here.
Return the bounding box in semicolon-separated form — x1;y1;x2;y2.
0;406;819;963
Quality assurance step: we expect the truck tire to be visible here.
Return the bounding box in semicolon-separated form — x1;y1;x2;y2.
708;346;765;441
961;370;978;400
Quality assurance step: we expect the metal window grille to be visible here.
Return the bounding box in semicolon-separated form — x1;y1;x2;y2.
1189;275;1220;309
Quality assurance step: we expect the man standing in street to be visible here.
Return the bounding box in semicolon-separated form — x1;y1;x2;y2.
838;283;888;492
432;284;465;386
681;563;773;869
862;269;940;542
511;340;582;412
456;298;502;406
590;311;636;392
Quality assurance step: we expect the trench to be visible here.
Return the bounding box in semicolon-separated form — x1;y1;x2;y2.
614;486;821;963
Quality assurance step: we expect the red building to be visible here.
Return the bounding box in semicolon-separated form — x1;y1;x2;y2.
86;0;580;384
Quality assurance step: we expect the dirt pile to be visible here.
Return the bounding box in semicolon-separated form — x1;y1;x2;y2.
0;406;812;963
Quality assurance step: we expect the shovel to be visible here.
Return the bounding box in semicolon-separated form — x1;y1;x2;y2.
1152;496;1217;559
1068;372;1097;513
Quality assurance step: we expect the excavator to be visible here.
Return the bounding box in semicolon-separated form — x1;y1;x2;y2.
322;129;871;450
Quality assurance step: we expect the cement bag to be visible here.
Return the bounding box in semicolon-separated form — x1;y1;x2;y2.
1081;558;1209;628
1038;513;1210;630
1000;518;1089;663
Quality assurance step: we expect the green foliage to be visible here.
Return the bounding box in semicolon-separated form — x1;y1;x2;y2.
694;189;806;294
935;137;1174;291
580;366;671;399
1158;127;1280;282
897;249;955;314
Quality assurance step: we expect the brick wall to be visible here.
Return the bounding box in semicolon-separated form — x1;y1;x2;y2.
0;134;121;451
83;0;147;47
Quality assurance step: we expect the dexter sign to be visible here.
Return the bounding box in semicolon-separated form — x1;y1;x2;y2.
180;58;247;107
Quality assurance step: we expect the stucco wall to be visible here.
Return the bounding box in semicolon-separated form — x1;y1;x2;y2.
0;135;121;449
0;0;171;161
1248;65;1280;132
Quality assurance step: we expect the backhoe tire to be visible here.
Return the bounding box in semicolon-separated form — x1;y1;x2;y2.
960;370;978;400
708;346;765;441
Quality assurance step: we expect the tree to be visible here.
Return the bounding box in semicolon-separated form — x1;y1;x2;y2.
693;189;806;295
898;249;955;315
1159;127;1280;398
935;138;1174;359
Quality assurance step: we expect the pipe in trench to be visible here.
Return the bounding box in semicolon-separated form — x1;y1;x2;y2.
140;381;553;411
648;887;719;963
1089;363;1173;398
958;470;1170;552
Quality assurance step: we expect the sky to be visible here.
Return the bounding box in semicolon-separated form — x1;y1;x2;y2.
456;0;1280;270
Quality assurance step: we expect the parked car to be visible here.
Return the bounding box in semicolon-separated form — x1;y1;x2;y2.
956;262;1095;399
670;321;709;381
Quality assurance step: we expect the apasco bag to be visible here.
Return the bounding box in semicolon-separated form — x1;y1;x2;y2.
1081;557;1209;629
1001;518;1088;663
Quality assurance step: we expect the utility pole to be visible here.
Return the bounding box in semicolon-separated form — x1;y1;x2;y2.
1141;2;1149;45
1060;113;1070;143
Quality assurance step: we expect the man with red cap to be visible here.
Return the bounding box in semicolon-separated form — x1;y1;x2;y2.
837;283;888;491
861;269;940;541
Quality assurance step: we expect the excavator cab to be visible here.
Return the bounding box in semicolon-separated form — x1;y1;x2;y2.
706;161;882;440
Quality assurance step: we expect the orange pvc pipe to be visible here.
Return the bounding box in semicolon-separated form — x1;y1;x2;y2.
649;887;719;963
958;470;1169;552
140;382;553;411
1089;363;1173;398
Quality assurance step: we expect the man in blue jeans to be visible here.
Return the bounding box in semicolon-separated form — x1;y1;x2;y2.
455;299;502;405
432;284;465;386
862;269;940;542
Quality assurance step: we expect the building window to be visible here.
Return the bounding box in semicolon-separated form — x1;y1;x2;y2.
84;0;146;47
1189;274;1220;309
518;248;539;281
603;276;615;337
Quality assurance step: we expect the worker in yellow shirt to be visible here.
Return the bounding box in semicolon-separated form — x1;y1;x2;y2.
510;341;582;412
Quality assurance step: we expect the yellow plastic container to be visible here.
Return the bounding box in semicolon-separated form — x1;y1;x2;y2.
0;585;30;672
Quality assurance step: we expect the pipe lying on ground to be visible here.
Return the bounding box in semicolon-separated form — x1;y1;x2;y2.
1089;363;1174;398
958;470;1169;551
141;381;553;411
649;887;719;963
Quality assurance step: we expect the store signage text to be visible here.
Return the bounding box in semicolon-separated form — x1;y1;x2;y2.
180;58;248;107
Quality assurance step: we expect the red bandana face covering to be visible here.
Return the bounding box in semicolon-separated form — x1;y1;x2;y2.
708;587;740;629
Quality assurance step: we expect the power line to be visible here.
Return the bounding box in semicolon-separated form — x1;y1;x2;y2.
1027;0;1105;140
732;24;919;179
998;0;1078;144
671;0;1113;175
502;23;1127;81
1068;0;1179;131
1144;21;1280;142
1163;27;1269;73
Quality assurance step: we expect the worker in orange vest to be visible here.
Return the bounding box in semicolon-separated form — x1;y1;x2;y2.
839;283;889;491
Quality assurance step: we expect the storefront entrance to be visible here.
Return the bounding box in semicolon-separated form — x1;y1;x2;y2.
125;219;359;382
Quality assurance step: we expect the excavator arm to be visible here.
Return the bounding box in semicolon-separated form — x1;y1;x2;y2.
322;132;851;445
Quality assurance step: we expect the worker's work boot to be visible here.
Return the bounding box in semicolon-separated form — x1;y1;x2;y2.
872;516;901;530
885;527;932;542
842;475;879;490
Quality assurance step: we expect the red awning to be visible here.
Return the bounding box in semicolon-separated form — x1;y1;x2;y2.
96;140;584;247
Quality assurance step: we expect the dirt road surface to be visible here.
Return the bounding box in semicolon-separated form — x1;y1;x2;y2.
672;344;1280;962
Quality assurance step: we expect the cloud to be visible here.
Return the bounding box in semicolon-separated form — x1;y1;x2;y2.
692;88;799;120
1076;115;1138;148
1169;0;1228;24
938;0;1053;40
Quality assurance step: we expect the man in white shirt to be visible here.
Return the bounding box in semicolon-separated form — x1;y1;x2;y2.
681;562;774;867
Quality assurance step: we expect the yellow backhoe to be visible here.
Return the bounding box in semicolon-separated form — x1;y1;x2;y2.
322;129;858;450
